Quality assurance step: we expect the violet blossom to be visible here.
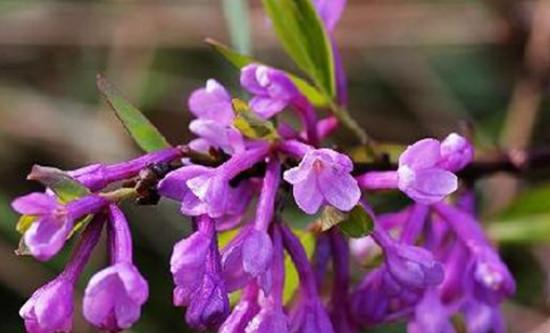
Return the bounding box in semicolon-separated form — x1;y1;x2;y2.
283;148;360;214
20;215;104;333
281;225;335;333
357;136;465;204
12;192;108;261
221;158;280;293
83;205;149;331
188;79;244;154
170;215;229;330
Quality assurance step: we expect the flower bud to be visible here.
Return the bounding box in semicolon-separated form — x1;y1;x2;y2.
241;64;298;119
186;272;230;330
83;262;149;331
438;133;474;172
384;242;444;291
20;277;74;333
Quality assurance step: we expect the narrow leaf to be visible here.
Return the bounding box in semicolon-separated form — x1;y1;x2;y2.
97;74;170;152
339;205;374;238
262;0;335;97
232;99;279;141
206;38;254;68
206;38;330;107
221;0;252;55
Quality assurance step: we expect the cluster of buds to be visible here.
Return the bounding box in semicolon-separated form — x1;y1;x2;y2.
11;0;515;332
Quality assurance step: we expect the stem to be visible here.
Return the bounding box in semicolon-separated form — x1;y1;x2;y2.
63;215;105;281
99;187;138;202
280;224;317;297
108;205;133;263
254;158;281;231
329;102;378;159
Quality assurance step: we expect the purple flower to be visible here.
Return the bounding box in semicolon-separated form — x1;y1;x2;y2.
288;292;334;333
189;119;244;154
384;243;444;291
373;228;444;291
160;146;268;219
188;79;244;154
438;133;474;172
83;206;148;331
221;227;273;293
462;299;505;333
158;165;251;221
241;64;299;119
358;138;459;204
189;79;234;123
83;262;149;331
397;139;458;204
171;229;212;306
21;216;105;333
246;303;288;333
20;277;74;333
408;289;454;333
470;246;515;305
12;193;108;261
312;0;346;31
283;148;360;214
186;271;230;330
350;270;389;326
171;216;229;330
219;285;260;333
281;225;335;333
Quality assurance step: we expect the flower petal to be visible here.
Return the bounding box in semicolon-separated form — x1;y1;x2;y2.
249;96;288;119
293;173;324;215
12;193;57;216
318;171;360;212
188;79;233;123
399;139;441;169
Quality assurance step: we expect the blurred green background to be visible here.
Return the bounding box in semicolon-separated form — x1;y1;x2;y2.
1;0;550;332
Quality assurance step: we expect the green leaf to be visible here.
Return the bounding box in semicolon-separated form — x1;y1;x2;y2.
97;74;170;152
339;205;374;238
206;39;330;107
221;0;252;55
262;0;335;97
283;229;315;303
232;99;279;141
27;165;90;202
206;38;255;68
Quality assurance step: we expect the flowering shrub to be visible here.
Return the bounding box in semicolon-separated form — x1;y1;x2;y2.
11;0;516;332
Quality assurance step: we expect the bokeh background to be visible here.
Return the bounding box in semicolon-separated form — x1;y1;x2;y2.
1;0;550;332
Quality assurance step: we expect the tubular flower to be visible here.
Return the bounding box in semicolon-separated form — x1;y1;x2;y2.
12;193;108;261
83;206;148;331
240;64;299;119
188;79;244;154
357;136;464;204
21;216;104;333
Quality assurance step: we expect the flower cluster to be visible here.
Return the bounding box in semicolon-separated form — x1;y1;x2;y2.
11;0;515;332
